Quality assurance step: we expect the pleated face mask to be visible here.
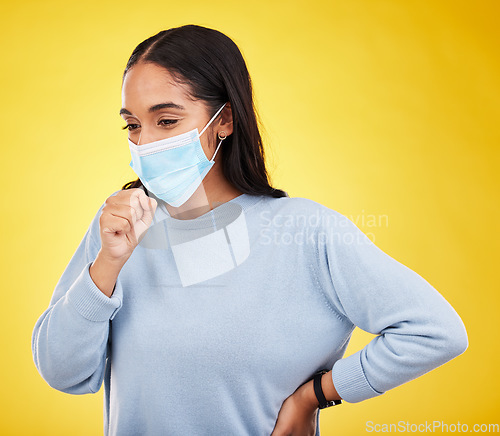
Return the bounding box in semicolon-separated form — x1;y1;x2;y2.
128;102;227;207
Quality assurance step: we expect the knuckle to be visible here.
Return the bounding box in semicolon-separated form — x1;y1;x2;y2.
129;205;138;220
125;218;132;232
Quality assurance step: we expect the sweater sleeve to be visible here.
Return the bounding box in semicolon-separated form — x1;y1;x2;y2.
31;192;123;394
314;207;468;403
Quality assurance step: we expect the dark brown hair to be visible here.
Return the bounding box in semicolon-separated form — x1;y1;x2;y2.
121;24;287;198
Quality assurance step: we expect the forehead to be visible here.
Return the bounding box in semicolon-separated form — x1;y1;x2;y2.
121;62;194;108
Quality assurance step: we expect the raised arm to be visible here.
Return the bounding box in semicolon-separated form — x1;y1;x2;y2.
31;200;123;394
31;188;157;394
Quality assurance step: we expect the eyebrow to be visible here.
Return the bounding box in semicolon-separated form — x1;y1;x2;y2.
119;102;186;116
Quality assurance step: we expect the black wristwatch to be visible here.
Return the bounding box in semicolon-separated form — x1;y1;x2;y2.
311;369;342;409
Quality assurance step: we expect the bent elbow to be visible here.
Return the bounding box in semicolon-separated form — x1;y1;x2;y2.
438;314;468;362
449;321;468;358
40;368;101;395
33;349;102;395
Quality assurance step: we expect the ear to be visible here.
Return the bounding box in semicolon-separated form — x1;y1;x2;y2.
217;102;234;137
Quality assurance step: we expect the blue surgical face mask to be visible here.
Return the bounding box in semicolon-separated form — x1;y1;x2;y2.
128;103;227;207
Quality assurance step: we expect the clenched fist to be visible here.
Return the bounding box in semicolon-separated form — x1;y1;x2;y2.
99;188;158;264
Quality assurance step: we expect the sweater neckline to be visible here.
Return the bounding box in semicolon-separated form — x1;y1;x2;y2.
151;192;266;230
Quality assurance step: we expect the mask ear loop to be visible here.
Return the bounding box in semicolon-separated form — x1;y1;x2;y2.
199;102;227;138
210;131;227;163
208;130;227;230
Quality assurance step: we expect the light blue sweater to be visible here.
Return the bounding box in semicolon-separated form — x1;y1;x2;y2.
32;189;468;435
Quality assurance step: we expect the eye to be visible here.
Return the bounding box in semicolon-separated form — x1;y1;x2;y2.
122;124;140;131
158;119;178;127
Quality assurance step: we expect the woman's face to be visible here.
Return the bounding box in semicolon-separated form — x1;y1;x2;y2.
120;61;227;153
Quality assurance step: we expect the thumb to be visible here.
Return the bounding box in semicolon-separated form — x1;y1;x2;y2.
141;197;157;227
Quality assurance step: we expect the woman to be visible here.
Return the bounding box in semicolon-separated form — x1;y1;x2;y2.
32;24;468;436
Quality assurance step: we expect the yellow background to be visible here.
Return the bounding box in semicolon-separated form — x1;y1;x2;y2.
1;0;498;434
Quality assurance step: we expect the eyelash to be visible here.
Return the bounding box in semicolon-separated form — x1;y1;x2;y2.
122;119;178;131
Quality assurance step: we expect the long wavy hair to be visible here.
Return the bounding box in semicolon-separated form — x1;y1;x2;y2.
121;24;287;198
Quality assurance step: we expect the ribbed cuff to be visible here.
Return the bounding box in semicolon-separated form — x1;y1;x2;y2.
66;261;122;322
331;350;384;403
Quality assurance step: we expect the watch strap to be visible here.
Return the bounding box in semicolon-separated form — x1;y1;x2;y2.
313;370;342;409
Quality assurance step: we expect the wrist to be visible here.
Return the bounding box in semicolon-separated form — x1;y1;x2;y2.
96;249;129;269
90;251;125;298
321;370;342;403
297;379;320;413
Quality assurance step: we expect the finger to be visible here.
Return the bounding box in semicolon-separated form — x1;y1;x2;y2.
105;203;138;230
140;197;157;225
138;192;157;215
129;188;150;211
137;190;151;211
102;215;132;235
127;189;146;222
